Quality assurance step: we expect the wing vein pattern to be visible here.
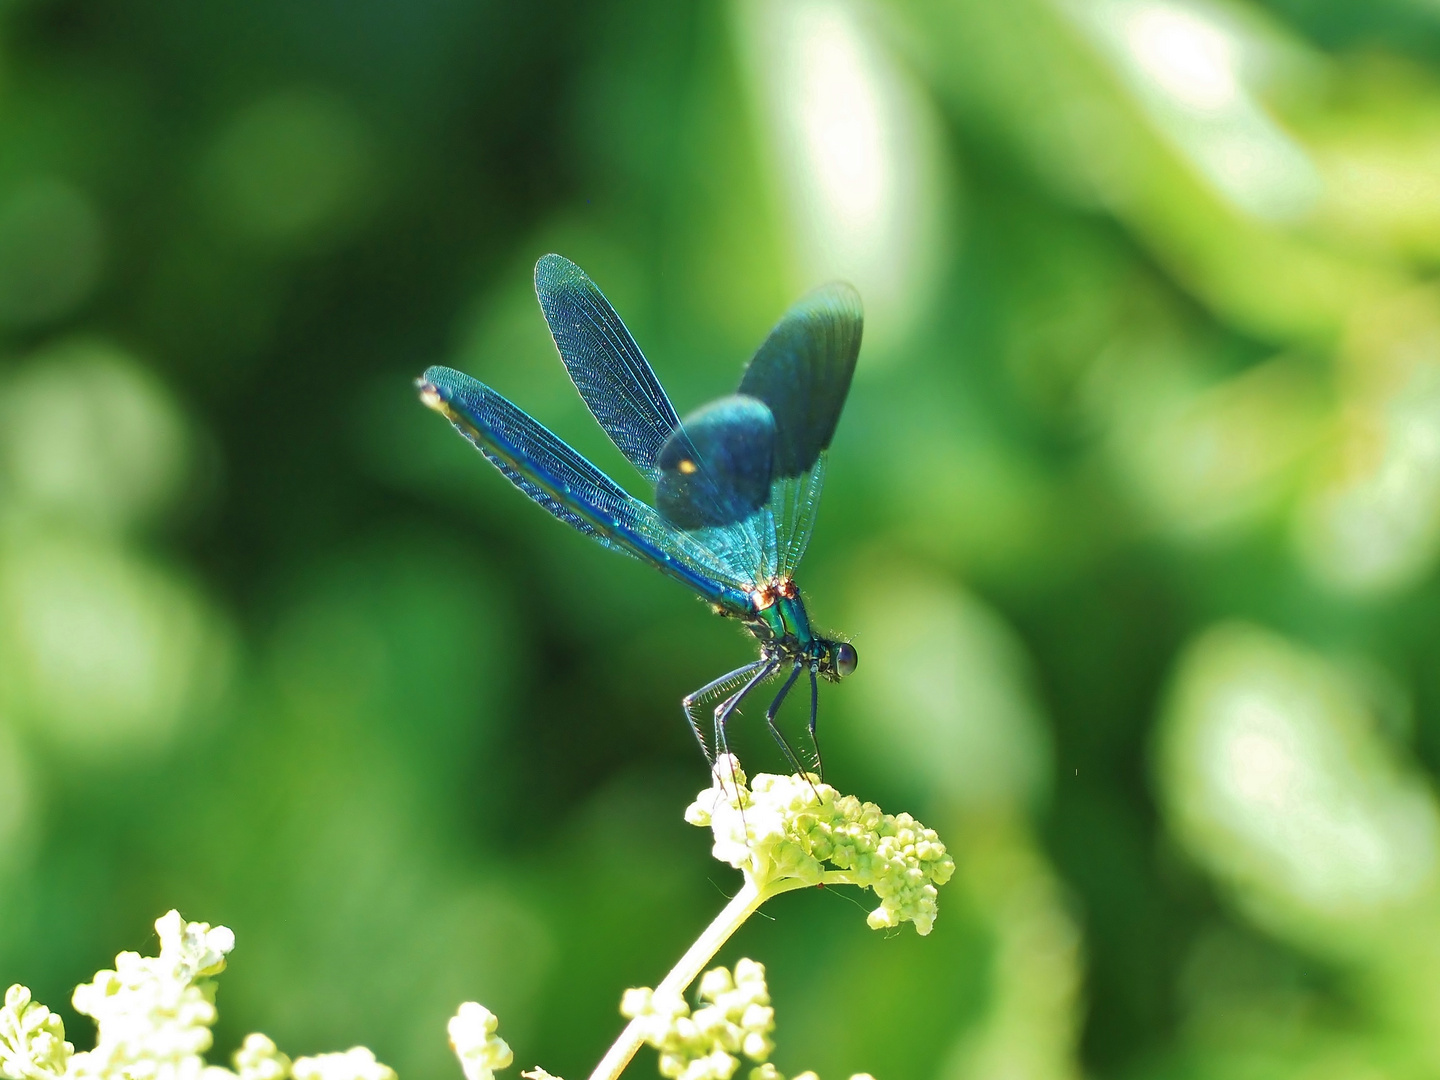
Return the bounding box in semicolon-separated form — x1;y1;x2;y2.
535;254;680;482
421;365;751;609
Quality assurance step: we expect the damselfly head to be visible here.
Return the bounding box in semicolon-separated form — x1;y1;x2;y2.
818;639;858;681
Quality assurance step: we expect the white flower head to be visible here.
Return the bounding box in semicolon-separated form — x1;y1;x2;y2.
686;757;956;935
68;910;236;1080
621;961;776;1080
2;912;398;1080
155;912;234;982
448;1003;513;1080
292;1048;395;1080
0;985;74;1080
234;1034;291;1080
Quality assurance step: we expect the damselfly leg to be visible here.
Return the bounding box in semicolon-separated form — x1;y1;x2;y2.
761;662;810;780
806;666;824;777
683;660;767;762
711;659;779;767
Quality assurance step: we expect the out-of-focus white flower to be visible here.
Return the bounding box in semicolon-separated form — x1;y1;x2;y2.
685;757;955;935
291;1049;394;1080
233;1035;290;1080
158;912;234;981
0;985;73;1080
621;961;776;1080
447;1003;513;1080
67;910;235;1080
0;912;396;1080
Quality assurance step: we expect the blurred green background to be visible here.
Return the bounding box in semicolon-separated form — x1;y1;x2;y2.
7;0;1440;1077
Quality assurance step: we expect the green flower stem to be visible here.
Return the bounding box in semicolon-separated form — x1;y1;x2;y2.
586;876;813;1080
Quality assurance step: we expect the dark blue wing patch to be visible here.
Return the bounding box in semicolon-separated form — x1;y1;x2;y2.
534;254;680;483
737;283;862;479
656;395;775;530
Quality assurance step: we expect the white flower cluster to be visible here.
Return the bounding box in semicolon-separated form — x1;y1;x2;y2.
0;912;395;1080
67;909;234;1080
291;1049;394;1080
620;960;774;1080
621;963;880;1080
233;1035;290;1080
0;987;72;1080
447;1003;512;1080
685;758;956;935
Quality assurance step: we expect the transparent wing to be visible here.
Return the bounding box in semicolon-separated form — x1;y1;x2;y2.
770;455;827;579
419;366;752;609
736;283;861;576
534;254;680;483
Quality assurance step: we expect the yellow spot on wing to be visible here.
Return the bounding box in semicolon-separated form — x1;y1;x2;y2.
678;459;698;474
